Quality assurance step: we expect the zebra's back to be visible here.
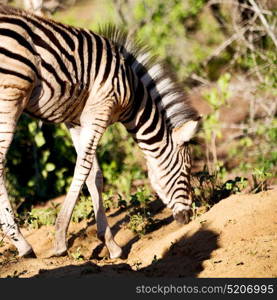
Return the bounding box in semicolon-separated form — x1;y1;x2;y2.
0;4;128;124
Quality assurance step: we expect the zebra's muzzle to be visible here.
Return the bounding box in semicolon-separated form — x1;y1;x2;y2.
172;203;192;224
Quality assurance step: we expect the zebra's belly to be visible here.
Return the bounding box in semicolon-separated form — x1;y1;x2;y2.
25;81;89;124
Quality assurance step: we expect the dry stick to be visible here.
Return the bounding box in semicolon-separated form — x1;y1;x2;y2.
113;0;128;26
208;0;273;16
248;0;277;49
205;139;211;174
211;130;218;169
203;27;249;66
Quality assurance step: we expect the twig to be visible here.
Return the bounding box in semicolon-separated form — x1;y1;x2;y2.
203;26;249;65
248;0;277;49
113;0;128;25
190;73;210;85
208;0;273;16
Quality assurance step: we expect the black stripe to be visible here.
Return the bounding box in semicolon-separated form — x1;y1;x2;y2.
32;61;66;115
170;190;190;204
166;168;180;193
77;31;84;83
120;65;127;101
26;77;54;111
164;160;181;187
0;28;37;56
176;180;189;186
142;102;159;135
114;76;120;102
83;30;92;86
0;67;33;83
93;34;103;80
155;128;170;158
158;144;174;170
160;157;180;180
100;38;113;85
113;47;121;82
39;18;76;51
41;60;65;95
0;47;39;77
136;115;165;145
162;149;179;175
55;88;88;123
0;17;74;83
171;187;189;200
44;86;75;122
127;96;152;134
123;80;144;124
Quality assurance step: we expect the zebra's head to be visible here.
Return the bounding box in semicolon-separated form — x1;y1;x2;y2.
147;117;201;225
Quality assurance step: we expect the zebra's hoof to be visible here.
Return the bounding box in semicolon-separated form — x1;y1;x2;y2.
20;249;37;258
109;247;123;259
50;247;68;258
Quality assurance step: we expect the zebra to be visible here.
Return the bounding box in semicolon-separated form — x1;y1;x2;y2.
0;4;201;259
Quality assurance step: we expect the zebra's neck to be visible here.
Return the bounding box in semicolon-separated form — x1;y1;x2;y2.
121;78;178;205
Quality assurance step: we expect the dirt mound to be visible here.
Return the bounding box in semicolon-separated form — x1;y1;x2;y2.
0;188;276;278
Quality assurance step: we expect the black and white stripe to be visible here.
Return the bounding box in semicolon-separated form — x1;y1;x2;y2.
0;5;200;258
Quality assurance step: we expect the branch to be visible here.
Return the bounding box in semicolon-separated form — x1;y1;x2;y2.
248;0;277;49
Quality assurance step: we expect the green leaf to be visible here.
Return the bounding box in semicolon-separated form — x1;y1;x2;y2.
34;132;45;148
28;121;37;134
45;163;55;172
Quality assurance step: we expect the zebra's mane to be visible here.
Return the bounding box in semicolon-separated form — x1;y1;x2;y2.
98;25;199;129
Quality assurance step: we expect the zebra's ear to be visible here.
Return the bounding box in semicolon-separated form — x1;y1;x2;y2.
172;117;201;145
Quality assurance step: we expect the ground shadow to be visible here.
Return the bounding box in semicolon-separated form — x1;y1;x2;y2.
31;227;219;278
90;214;173;260
67;197;170;259
140;228;219;277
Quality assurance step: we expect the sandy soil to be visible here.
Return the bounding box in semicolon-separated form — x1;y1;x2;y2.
0;187;276;278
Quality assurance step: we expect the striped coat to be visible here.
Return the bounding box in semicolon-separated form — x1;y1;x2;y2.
0;5;200;258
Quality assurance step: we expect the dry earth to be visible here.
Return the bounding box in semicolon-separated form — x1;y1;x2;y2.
0;187;276;278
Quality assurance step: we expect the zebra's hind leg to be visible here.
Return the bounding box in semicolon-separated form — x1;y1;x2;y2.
0;87;35;257
0;182;34;257
67;124;122;259
88;157;122;259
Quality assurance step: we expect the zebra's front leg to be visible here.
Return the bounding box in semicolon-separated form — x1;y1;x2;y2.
53;103;115;257
52;127;98;257
67;124;122;259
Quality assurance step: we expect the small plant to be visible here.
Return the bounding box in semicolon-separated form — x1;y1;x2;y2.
151;254;160;264
127;187;156;236
27;206;58;229
128;212;152;236
71;246;85;261
72;196;94;223
251;168;273;193
190;201;210;220
116;194;127;209
103;191;115;211
201;73;232;171
192;164;248;207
